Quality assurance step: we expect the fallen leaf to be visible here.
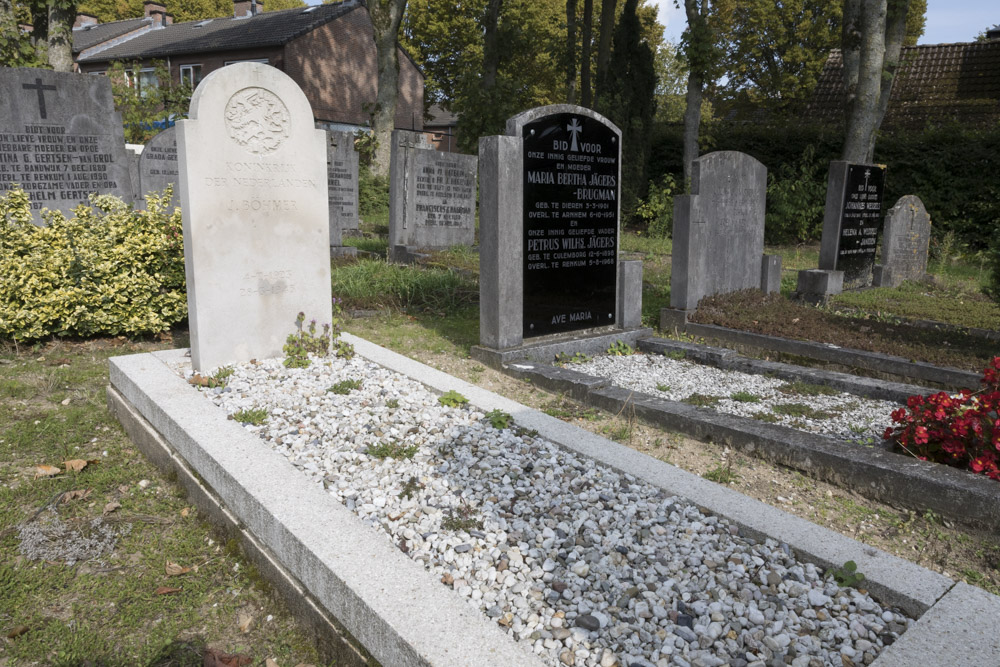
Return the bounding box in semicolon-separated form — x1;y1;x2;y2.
180;507;190;518
791;317;800;324
237;612;253;633
265;660;279;667
117;484;130;495
6;624;30;639
63;459;88;472
188;374;211;387
103;501;121;515
203;648;252;667
34;464;61;478
154;586;182;595
60;397;71;405
165;561;191;576
62;489;92;503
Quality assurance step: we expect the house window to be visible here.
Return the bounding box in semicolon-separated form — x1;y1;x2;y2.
224;58;269;66
180;64;203;88
125;68;159;97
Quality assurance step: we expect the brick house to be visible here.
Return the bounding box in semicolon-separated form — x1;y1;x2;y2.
73;0;424;132
805;37;1000;129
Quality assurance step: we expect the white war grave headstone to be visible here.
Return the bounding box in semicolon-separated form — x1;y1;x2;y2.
0;68;134;222
178;63;332;371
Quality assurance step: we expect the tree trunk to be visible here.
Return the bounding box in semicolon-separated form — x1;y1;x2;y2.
482;0;502;90
841;0;861;118
368;0;408;177
566;0;577;104
580;0;593;107
842;0;886;163
870;0;910;157
47;0;75;72
594;0;616;100
681;0;708;187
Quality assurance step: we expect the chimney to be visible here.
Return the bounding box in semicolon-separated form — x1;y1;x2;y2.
144;0;168;26
233;0;264;17
73;13;98;28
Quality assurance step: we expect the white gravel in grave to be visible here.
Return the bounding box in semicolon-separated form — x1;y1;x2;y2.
567;354;899;445
181;353;912;667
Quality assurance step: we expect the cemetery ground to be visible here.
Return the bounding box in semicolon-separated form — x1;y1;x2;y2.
0;337;328;666
2;235;998;664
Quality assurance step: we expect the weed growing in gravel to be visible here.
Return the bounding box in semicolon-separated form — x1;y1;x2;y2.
398;476;423;499
327;378;362;395
664;350;686;360
555;351;592;365
543;400;601;421
188;365;234;389
607;340;635;356
752;412;780;423
486;409;513;430
779;381;839;397
730;391;761;403
832;560;866;588
232;408;268;425
442;504;482;532
367;441;418;459
656;384;671;392
438;390;469;407
772;403;836;419
703;462;738;484
386;398;400;409
682;393;721;408
284;312;332;368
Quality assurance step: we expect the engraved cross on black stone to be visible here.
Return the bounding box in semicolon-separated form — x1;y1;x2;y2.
22;78;58;119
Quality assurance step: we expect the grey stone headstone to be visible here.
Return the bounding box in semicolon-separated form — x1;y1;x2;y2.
388;130;476;261
670;151;767;310
177;63;332;372
818;161;886;290
875;195;930;288
0;67;134;222
137;126;178;208
326;130;359;246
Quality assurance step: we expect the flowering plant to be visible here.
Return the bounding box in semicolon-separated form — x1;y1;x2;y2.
883;357;1000;480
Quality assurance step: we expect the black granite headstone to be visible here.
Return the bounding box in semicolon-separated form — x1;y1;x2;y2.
819;161;886;289
521;112;619;338
0;68;134;222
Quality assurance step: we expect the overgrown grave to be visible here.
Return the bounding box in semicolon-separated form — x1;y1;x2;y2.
177;62;332;371
0;67;135;221
387;129;477;263
474;104;649;366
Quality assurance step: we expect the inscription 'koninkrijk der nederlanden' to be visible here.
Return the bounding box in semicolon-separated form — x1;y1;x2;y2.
201;162;316;189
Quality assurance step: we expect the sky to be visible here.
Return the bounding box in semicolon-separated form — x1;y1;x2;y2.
652;0;998;46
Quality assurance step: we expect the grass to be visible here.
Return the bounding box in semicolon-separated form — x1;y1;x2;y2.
681;393;721;408
0;338;324;665
831;279;1000;332
730;391;761;403
779;381;839;397
771;402;836;420
703;462;738;484
331;258;478;315
343;235;389;257
231;407;268;425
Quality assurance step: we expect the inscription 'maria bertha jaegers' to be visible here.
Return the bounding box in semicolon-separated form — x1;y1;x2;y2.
522;113;619;337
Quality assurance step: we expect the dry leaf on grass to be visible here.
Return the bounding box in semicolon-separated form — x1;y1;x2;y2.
203;648;252;667
63;459;88;472
265;659;279;667
60;397;71;405
103;501;121;515
165;561;191;576
237;612;254;633
6;624;30;639
154;586;182;595
61;489;92;503
34;464;61;478
180;507;191;518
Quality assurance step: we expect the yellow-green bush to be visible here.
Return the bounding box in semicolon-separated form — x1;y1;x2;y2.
0;187;186;340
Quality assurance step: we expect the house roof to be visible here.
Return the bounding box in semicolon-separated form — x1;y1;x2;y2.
72;17;152;54
77;1;359;63
806;41;1000;129
426;103;457;127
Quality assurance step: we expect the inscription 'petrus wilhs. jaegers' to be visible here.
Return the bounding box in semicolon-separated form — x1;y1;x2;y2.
522;113;619;337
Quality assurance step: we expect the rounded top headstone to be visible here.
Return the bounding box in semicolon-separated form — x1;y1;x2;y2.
505;104;621;139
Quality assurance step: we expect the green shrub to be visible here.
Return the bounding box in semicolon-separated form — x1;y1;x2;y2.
634;173;678;238
984;231;1000;303
0;187;186;341
765;144;827;244
358;165;389;219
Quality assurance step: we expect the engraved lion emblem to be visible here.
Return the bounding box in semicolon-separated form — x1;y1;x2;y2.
224;88;290;155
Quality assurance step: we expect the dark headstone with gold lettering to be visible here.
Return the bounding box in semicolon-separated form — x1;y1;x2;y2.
0;67;134;222
818;161;887;290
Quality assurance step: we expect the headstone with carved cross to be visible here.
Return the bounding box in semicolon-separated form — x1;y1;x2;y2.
326;130;359;256
818;161;887;290
0;68;135;222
